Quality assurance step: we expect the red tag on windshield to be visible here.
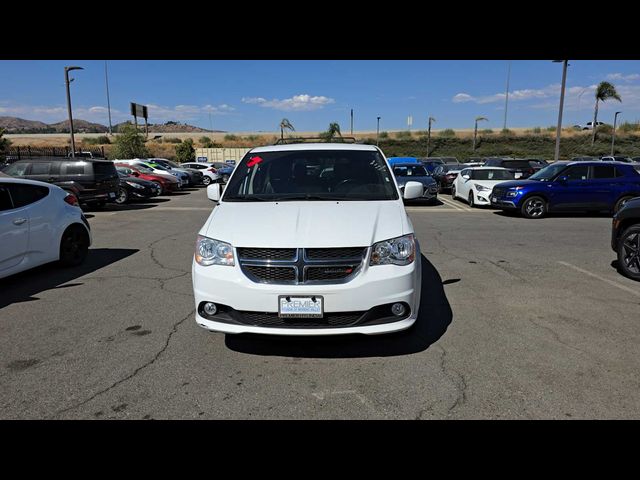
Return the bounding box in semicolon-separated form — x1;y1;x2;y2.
247;156;263;167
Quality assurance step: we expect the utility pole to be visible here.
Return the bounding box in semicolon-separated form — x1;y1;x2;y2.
65;66;84;158
553;60;569;162
611;111;622;156
104;61;113;135
503;60;511;130
350;109;353;135
427;116;435;158
376;116;381;146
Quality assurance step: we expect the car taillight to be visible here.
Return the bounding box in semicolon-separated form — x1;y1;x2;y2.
64;193;79;206
208;167;217;172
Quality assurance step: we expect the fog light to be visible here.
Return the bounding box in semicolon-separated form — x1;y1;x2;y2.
203;302;217;316
391;303;406;316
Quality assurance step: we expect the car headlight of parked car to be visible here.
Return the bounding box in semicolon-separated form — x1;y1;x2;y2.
125;181;144;189
195;235;235;266
370;234;415;266
474;184;491;192
506;186;524;197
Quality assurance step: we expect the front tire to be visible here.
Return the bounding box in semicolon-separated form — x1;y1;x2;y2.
59;226;89;267
468;191;475;207
617;224;640;281
152;181;164;195
521;195;547;219
451;184;456;199
222;174;230;183
115;187;128;205
202;176;212;186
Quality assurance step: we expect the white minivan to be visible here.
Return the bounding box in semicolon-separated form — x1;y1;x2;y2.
192;143;423;335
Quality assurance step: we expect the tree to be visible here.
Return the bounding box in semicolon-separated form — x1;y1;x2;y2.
0;128;10;154
110;123;150;159
175;138;195;163
279;118;295;140
592;81;622;145
473;116;488;151
199;136;220;148
320;122;342;142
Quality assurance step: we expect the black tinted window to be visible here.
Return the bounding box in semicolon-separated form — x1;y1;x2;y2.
8;184;49;207
502;160;532;169
64;162;86;175
592;166;617;179
564;165;589;181
0;185;13;211
92;162;117;178
30;163;52;175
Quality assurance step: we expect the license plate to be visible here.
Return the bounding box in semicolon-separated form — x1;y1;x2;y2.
278;295;323;318
514;172;522;179
109;192;116;198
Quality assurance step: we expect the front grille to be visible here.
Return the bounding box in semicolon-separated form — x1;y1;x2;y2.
306;247;365;260
243;265;296;282
238;248;296;261
493;187;505;197
306;266;358;281
238;247;367;285
237;311;364;328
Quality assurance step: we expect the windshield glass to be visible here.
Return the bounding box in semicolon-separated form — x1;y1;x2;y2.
529;163;567;181
223;149;398;202
473;169;514;180
393;165;428;176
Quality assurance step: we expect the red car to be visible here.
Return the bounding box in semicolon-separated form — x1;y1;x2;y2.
115;164;179;194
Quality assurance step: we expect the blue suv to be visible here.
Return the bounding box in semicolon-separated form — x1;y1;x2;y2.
490;161;640;219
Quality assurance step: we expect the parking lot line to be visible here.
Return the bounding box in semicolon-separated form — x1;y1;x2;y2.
440;196;472;211
558;261;640;297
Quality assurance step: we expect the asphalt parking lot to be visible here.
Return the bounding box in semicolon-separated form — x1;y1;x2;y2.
1;188;639;419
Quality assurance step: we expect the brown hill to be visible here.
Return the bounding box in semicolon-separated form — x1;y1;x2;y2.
0;116;49;131
113;121;216;133
49;119;108;133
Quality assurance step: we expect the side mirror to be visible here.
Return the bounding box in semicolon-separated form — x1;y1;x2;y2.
403;181;423;200
557;175;569;184
463;174;470;180
207;183;221;202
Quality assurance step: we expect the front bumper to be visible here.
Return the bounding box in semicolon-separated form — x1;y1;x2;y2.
490;197;518;209
474;190;492;205
192;248;421;335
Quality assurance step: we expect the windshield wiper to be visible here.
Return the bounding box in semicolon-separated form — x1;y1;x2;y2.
223;195;271;202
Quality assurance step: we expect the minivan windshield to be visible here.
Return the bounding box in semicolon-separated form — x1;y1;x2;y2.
223;150;399;201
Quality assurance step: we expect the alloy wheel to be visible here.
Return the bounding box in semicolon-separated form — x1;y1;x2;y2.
621;230;640;275
524;198;545;218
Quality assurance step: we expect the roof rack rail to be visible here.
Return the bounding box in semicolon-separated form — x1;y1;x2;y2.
274;136;358;145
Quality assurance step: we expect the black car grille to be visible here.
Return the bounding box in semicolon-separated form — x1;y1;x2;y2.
238;247;367;284
243;265;296;282
238;248;296;261
493;187;506;197
306;247;365;260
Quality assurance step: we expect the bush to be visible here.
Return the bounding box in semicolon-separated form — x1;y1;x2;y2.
439;129;456;138
618;121;640;133
396;131;412;139
500;128;514;136
245;135;260;142
547;126;556;132
596;124;613;134
379;131;389;139
83;135;111;145
164;137;182;144
482;129;494;134
224;134;239;141
109;123;150;159
532;127;542;134
175;138;195;163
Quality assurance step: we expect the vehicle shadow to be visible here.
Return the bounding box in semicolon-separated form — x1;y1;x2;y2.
224;254;453;358
492;210;611;219
404;198;443;207
84;203;158;212
0;248;138;309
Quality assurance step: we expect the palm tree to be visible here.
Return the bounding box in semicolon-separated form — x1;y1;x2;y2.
473;116;488;151
427;117;435;157
279;118;295;140
322;122;342;142
591;81;621;145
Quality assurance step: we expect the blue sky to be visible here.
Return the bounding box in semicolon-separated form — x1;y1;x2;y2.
1;60;639;132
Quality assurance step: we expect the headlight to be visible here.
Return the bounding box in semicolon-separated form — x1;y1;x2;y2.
370;234;415;266
474;184;491;192
125;181;144;189
195;235;235;266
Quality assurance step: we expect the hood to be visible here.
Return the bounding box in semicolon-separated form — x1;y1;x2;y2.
493;179;542;189
396;176;436;187
123;176;156;187
203;200;408;248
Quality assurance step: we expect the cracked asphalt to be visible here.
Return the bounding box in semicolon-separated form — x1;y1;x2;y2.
1;189;639;419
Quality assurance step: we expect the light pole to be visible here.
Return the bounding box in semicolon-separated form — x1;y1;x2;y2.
553;60;569;162
611;111;622;156
503;60;511;130
376;116;381;146
350;109;354;135
104;61;113;135
473;116;488;151
65;66;84;158
427;116;435;157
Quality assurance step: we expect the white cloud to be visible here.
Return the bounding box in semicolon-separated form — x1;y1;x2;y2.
452;93;473;103
242;94;335;111
452;85;558;105
606;73;640;83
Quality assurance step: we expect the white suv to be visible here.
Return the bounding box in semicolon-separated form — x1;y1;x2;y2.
192;143;423;335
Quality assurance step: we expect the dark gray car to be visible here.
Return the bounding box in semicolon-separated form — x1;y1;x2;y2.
392;163;439;203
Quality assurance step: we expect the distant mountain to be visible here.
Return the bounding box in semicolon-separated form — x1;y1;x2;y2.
113;121;216;133
0;116;107;133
